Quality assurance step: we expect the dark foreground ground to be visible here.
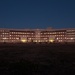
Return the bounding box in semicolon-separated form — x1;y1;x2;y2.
0;43;75;75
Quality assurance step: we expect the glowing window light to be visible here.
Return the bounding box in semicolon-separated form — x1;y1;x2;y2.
33;40;38;42
16;38;19;40
49;39;54;43
21;39;27;43
57;38;58;40
38;40;41;42
3;37;7;39
71;38;73;40
21;38;27;43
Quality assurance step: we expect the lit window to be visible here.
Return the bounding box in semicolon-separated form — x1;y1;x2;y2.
28;38;31;40
12;32;13;34
71;38;73;40
65;37;66;39
2;33;4;34
21;38;27;43
49;39;54;43
3;37;7;39
57;38;58;40
10;35;11;36
16;38;19;40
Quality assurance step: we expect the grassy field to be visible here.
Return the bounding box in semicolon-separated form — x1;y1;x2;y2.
0;43;75;75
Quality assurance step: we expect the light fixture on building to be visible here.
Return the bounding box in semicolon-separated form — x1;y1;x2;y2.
21;38;27;43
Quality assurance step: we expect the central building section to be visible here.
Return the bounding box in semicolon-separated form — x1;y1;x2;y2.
35;29;41;42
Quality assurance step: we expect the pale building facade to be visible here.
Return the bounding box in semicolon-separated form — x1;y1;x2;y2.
0;28;75;43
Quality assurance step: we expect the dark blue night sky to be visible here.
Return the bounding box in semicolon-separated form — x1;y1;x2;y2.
0;0;75;29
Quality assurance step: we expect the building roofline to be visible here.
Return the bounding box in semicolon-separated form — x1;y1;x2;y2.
0;27;75;31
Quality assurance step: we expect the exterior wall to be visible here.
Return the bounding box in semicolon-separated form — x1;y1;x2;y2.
40;30;66;43
0;28;75;43
66;29;75;42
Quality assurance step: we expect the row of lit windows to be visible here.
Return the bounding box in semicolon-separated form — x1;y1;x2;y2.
41;32;65;34
1;37;74;40
9;38;19;39
0;32;66;35
67;30;75;32
57;37;75;40
41;35;65;37
2;33;9;34
67;33;75;34
0;30;5;32
10;32;34;34
0;30;9;32
9;40;19;42
0;34;74;38
1;37;19;40
57;38;66;39
1;34;74;37
0;34;9;36
0;39;75;43
1;37;37;40
10;35;34;37
1;32;34;35
2;31;75;35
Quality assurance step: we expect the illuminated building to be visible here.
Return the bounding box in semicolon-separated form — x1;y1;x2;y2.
0;27;75;43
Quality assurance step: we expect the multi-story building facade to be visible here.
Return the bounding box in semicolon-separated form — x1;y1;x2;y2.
0;27;75;43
